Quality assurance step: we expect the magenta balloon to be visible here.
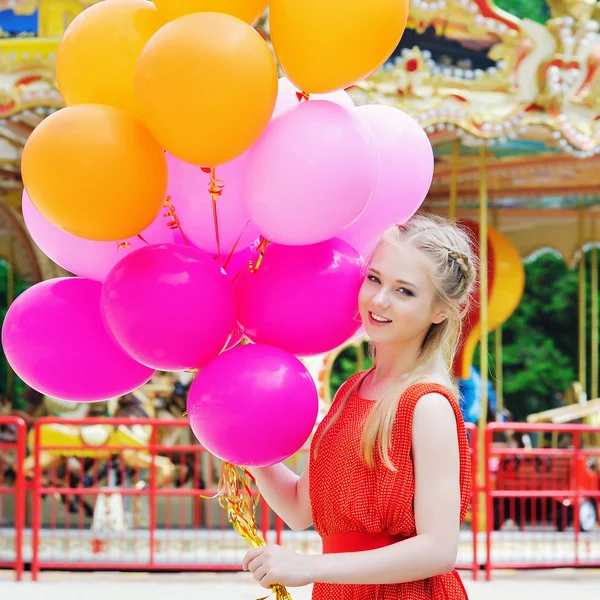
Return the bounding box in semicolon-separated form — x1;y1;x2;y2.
274;77;355;115
188;344;318;466
338;105;434;257
166;152;260;256
1;278;154;401
22;190;180;281
235;238;364;356
102;244;237;371
245;100;378;245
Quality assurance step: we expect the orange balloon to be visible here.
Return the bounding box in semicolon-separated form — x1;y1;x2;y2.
135;12;277;166
56;0;165;115
269;0;409;94
21;105;168;242
153;0;268;24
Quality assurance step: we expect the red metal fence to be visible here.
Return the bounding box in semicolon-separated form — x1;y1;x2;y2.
485;423;600;580
0;416;26;581
0;417;598;581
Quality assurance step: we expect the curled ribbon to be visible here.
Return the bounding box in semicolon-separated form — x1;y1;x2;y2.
116;242;131;251
200;167;225;263
249;237;269;274
202;463;293;600
163;196;191;246
295;90;310;102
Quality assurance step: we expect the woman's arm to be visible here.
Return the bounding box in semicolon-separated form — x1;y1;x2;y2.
248;459;312;532
243;393;461;588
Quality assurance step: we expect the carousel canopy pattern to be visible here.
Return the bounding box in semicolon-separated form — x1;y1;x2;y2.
0;0;599;266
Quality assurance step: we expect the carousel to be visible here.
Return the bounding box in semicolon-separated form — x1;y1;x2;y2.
1;0;599;523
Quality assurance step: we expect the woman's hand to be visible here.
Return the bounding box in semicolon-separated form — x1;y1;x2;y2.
242;544;316;589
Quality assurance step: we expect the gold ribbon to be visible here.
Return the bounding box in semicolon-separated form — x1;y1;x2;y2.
204;463;293;600
249;237;269;274
163;196;191;246
201;166;225;264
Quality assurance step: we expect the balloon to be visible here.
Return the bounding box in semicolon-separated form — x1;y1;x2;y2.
56;0;164;115
188;344;318;466
135;12;278;166
274;77;355;115
102;244;237;371
21;105;167;242
338;106;434;257
245;100;378;246
166;153;259;256
153;0;268;24
22;191;181;281
235;238;364;356
1;278;154;402
269;0;409;94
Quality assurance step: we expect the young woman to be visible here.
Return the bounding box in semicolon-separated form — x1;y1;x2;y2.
243;214;477;599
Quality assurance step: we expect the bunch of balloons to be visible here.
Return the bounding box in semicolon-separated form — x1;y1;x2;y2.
2;0;434;468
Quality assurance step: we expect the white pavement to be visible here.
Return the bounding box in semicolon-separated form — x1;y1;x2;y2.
0;569;599;599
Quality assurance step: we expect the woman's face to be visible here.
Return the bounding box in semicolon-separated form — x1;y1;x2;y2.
358;240;447;346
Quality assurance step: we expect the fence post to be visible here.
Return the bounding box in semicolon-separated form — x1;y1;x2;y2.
31;421;42;582
484;424;493;581
14;417;26;582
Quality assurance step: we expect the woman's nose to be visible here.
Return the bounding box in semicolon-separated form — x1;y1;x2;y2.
372;288;390;307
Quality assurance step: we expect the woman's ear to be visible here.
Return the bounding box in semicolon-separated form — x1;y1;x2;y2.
431;303;449;325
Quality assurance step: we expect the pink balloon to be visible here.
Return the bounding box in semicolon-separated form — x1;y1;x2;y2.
102;244;237;371
166;152;260;256
1;278;154;401
188;344;318;466
22;190;181;281
338;106;434;257
274;77;355;115
235;238;364;356
245;100;378;245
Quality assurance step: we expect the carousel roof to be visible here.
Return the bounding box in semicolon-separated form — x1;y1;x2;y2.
0;0;599;267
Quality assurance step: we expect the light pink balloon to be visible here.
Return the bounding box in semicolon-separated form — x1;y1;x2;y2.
1;278;154;402
245;100;378;246
166;152;260;256
274;76;355;115
22;190;180;281
338;106;434;257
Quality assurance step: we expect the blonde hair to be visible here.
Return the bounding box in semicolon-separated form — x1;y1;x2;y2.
315;213;477;470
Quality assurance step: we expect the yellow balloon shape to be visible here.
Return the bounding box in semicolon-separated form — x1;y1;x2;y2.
56;0;165;115
458;224;525;379
153;0;268;24
269;0;409;94
21;105;168;242
135;12;278;166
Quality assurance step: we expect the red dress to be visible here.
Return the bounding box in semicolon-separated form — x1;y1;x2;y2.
309;372;472;599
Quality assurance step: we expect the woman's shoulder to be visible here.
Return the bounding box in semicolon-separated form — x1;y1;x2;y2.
331;369;370;403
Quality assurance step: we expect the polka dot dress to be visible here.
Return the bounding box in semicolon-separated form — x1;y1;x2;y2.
309;372;472;600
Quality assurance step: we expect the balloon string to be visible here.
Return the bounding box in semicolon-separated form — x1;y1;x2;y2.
201;167;225;266
249;237;269;274
163;196;191;246
223;220;252;271
201;463;293;600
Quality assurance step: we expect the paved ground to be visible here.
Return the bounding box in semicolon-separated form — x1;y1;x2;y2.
0;569;599;599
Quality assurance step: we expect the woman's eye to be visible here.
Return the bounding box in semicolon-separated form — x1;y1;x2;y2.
396;287;414;297
367;275;381;284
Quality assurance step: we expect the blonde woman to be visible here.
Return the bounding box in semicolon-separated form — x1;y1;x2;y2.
244;215;477;599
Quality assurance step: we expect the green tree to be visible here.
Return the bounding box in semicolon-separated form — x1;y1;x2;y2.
493;0;551;23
